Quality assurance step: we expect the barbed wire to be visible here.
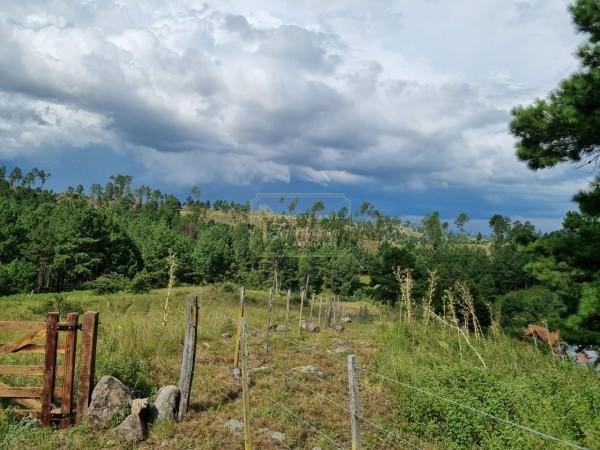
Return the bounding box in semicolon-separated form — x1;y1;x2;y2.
266;395;345;450
249;323;590;450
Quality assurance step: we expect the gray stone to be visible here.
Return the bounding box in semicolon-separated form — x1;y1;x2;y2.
88;375;133;428
117;413;148;442
275;324;288;332
300;320;320;333
224;419;244;437
294;365;325;378
341;317;352;323
154;385;180;422
270;431;286;442
334;324;345;332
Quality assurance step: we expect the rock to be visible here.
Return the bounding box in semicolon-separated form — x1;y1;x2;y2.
88;376;133;428
154;385;180;422
117;413;148;442
221;332;232;338
270;431;286;442
334;324;345;332
232;367;241;380
294;365;324;378
259;428;286;442
252;366;270;374
117;398;152;442
224;419;244;437
275;324;288;332
341;317;352;323
300;320;320;333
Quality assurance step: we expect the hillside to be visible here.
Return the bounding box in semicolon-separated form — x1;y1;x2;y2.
0;286;598;449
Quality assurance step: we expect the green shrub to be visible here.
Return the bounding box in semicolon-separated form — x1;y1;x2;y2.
96;352;154;396
129;270;152;294
85;273;130;294
28;295;83;316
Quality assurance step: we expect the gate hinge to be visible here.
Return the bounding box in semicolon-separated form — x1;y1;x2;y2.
56;324;82;332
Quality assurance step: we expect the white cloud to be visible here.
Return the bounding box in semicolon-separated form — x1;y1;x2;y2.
0;0;591;214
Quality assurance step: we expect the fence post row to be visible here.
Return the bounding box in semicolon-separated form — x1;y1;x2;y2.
348;354;361;450
178;294;199;421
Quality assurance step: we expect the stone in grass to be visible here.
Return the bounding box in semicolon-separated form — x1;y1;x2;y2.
88;375;133;428
259;427;286;442
117;398;152;442
294;365;325;378
300;320;320;333
275;324;288;332
334;324;345;332
341;317;352;323
224;419;244;437
154;385;180;422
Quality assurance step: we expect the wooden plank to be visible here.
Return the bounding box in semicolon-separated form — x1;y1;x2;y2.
40;312;59;426
178;295;199;422
0;365;64;376
0;321;46;332
0;387;42;398
60;313;78;428
0;381;42;410
76;312;98;424
2;344;65;354
0;328;47;356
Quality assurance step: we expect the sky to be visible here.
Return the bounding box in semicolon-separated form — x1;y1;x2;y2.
0;0;596;232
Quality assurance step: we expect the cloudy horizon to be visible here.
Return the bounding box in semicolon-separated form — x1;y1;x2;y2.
0;0;596;232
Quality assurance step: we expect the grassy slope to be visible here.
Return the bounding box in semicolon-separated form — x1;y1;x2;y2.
0;287;598;449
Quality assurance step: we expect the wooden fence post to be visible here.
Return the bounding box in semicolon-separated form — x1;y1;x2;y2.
318;296;323;327
178;294;199;421
76;311;99;424
60;312;78;428
298;289;305;335
240;318;252;450
348;354;361;450
264;288;273;353
41;312;59;427
285;289;291;332
233;287;245;369
309;293;315;322
332;298;337;324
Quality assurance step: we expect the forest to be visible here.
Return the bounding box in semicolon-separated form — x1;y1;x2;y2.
0;165;598;345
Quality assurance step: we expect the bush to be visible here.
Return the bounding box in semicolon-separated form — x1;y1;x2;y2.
85;273;130;294
96;353;154;397
28;295;83;316
129;270;152;294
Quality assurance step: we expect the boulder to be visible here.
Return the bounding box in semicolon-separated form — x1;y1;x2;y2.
154;385;180;422
88;375;133;428
116;398;152;442
334;324;345;332
341;317;352;324
275;324;288;332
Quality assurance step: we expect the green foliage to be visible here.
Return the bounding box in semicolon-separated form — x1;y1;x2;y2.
129;270;152;294
96;353;154;396
28;294;84;316
496;287;565;335
85;273;131;294
377;322;600;449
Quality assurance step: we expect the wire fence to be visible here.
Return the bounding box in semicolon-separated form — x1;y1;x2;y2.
243;322;590;450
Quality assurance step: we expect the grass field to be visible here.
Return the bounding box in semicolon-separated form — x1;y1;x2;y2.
0;286;598;449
